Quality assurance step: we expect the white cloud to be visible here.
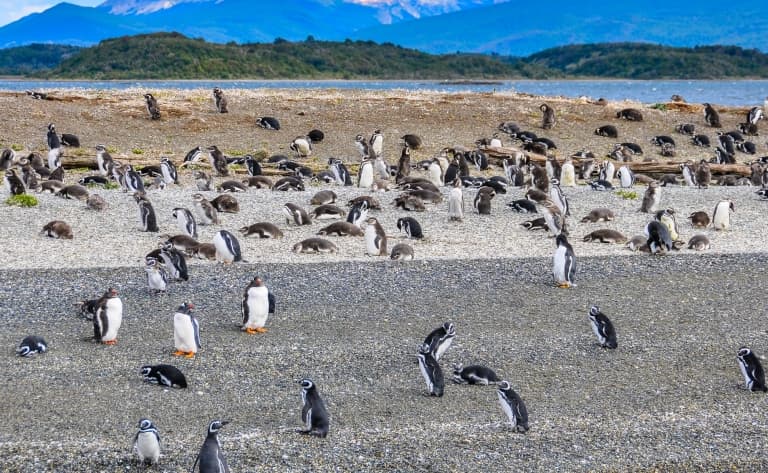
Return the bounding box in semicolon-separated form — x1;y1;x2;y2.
0;0;102;28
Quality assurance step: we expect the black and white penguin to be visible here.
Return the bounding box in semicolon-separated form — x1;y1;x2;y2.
160;157;178;185
390;242;414;260
617;165;635;188
447;178;464;221
133;192;159;232
616;108;643;121
256;116;280;130
507;199;537;213
655;208;680;242
93;288;122;345
358;159;374;189
692;134;711;147
423;322;455;361
94;144;114;176
182;146;204;168
172;207;197;239
712;200;734;231
16;335;48;357
212;87;228;113
588;305;617;349
400;134;423;150
5;169;25;195
451;364;500;385
290;136;312;158
159;242;189;282
747;106;763;125
172;302;200;358
192;193;220;225
271;176;305;192
284;203;312;226
497;381;529;432
308;129;325;143
298;378;330;438
243;155;262;177
540;103;556;129
140;364;187;389
47;148;61;171
133;419;161;466
594;125;618;138
329;158;352;186
60;132;79;147
703;102;721;128
548;178;569;216
46;123;61;150
521;217;548;231
124;165;145;193
364;217;387;256
552;234;576;288
213;230;243;263
207;145;230;177
369;129;384;158
644;220;673;254
737;347;768;392
347;200;369;228
416;343;444;397
144;93;161;120
241;276;275;334
687;234;711;251
292;238;338;254
144;257;168;293
396;217;423;239
192;420;230;473
240;222;284;239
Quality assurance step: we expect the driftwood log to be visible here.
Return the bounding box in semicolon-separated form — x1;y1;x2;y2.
482;146;751;177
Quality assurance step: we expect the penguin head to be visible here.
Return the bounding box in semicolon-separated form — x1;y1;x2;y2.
251;276;264;287
300;378;315;391
452;363;464;375
354;134;366;144
144;93;154;101
145;257;159;268
16;345;31;357
208;420;228;434
177;302;194;314
498;380;511;391
138;419;153;430
140;365;153;377
443;322;455;336
588;306;601;318
48;123;55;132
418;343;431;354
738;347;752;359
555;234;569;247
192;193;205;202
396;218;405;231
106;287;118;298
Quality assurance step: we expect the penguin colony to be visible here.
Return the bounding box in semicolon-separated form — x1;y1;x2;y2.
5;90;768;469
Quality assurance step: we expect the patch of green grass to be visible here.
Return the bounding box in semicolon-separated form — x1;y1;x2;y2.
132;148;144;155
10;144;23;151
650;103;667;111
107;146;118;154
104;181;120;190
615;189;638;200
5;194;38;207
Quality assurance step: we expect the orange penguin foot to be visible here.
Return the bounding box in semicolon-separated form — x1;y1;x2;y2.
102;339;117;345
245;327;268;334
184;352;196;359
172;350;186;356
557;282;572;289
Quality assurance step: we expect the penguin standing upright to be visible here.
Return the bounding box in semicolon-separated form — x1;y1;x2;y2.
212;230;242;263
447;178;464;221
358;159;374;189
540;103;556;129
290;136;312;158
644;220;673;254
655;208;680;242
552;234;576;288
712;200;734;230
396;217;424;239
192;420;230;473
47;148;61;171
423;322;455;361
160;157;178;185
93;288;122;345
560;157;576;187
172;207;198;239
134;192;159;232
416;343;444;397
145;257;168;293
396;145;411;182
47;123;61;150
703;102;721;127
548;178;569;216
364;217;387;256
347;200;369;228
5;169;25;195
497;381;529;432
329;158;352;186
241;276;275;334
133;419;161;466
124;165;145;193
298;378;330;438
369;129;384;158
640;181;660;213
144;93;161;120
95;144;114;176
588;305;617;349
617;165;635;188
207;145;229;177
427;159;443;188
212;87;228;113
737;347;768;392
159;242;189;282
173;302;200;358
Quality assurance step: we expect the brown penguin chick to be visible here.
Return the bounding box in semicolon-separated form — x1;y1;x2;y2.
540;103;556;129
317;221;364;237
687;234;711;251
210;194;240;213
580;208;615;223
284;203;312;226
86;194;108;211
242;175;272;189
695;160;712;189
292;237;338;254
348;196;381;210
312;204;346;220
393;195;426;212
239;222;284;239
164;234;200;251
310;190;337;205
188;243;217;260
41;220;73;239
57;184;89;201
688;211;710;228
582;229;627;244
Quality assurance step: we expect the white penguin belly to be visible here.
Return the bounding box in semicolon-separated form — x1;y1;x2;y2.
553;246;567;282
136;432;160;463
103;299;123;341
174;314;198;352
498;391;517;425
364;228;380;255
244;288;269;328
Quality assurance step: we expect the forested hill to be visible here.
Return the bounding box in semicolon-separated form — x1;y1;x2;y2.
3;34;768;80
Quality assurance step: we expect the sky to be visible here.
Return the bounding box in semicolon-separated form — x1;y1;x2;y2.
0;0;102;27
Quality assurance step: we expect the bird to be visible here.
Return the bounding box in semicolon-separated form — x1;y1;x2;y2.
298;378;330;438
588;306;617;349
173;302;200;358
241;276;275;334
144;257;168;293
16;335;48;357
737;347;768;392
497;381;529;432
144;93;161;120
416;343;444;397
212;87;228;113
423;322;455;361
93;288;123;345
191;420;230;473
133;419;161;466
552;234;576;288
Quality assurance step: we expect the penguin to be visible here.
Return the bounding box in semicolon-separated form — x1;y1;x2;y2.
626;235;648;252
16;335;48;357
687;234;711;251
78;175;108;187
689;211;710;228
181;146;204;167
369;129;384;158
426;159;443;189
594;125;618;138
329;158;353;186
243;155;262;177
747;106;764;125
159;242;189;282
400;134;422;150
192;194;220;225
192;420;230;473
284;203;312;226
560;157;576;187
190;243;217;260
447;178;464;222
144;257;168;293
692;134;711;147
172;302;200;358
272;177;306;192
397;217;423;239
123;165;145;193
210;194;240;214
507;199;537;213
256;116;280;130
212;87;228;113
582;229;627;244
131;192;158;232
5;169;25;195
588;305;617;349
290;136;312;158
679;161;697;187
57;184;89;201
358;159;374;189
133;419;161;466
312;204;345;220
144;93;161;119
47;148;61;171
41;180;66;195
639;181;660;214
40;220;73;239
243;175;272;189
552;234;576;288
191;171;212;192
347;200;369;227
451;364;500;385
695;159;711;188
172;208;197;239
164;234;200;252
298;379;330;437
644;221;673;254
393;195;426;212
390;242;414;260
317;221;363;237
212;230;243;263
160;157;178;185
617;165;635;188
580;208;614;223
241;276;275;334
424;322;455;361
548;178;569;216
712;200;734;230
364;217;387;256
48;165;64;182
311;190;337;206
655;208;680;241
395;146;411;182
416;343;444;397
497;381;529;432
598;161;616;184
207;145;230;177
0;148;14;170
292;238;338;254
676;123;696;135
703;102;721;127
538;199;566;237
737;347;768;392
540;103;555;129
308;129;325;143
240;222;284;239
521;217;548;231
140;364;187;389
46;123;61;150
616;108;643;121
93;288;122;345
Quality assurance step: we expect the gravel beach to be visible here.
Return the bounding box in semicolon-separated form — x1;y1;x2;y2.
2;88;768;472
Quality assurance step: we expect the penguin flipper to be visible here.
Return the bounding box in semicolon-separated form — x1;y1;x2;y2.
268;292;276;315
190;452;200;473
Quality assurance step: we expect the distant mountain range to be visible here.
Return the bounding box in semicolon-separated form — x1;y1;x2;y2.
0;0;766;56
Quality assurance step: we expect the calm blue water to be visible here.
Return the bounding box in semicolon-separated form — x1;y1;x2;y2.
1;79;766;106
